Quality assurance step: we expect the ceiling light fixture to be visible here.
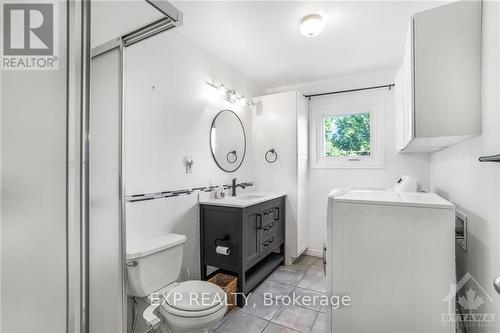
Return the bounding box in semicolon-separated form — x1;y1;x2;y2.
300;14;324;37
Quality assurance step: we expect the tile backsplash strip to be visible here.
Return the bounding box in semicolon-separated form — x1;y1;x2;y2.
126;181;254;203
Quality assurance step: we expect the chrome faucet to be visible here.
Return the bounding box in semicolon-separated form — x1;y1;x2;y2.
230;178;246;197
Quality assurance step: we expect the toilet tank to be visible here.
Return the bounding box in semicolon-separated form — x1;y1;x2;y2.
126;233;187;297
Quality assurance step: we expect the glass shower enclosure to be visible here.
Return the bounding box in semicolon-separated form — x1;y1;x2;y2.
88;1;182;332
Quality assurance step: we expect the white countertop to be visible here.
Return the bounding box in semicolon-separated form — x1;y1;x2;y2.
199;192;286;208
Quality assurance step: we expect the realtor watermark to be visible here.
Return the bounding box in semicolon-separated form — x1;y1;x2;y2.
150;290;233;308
265;292;351;310
0;0;59;70
442;272;495;329
147;290;351;310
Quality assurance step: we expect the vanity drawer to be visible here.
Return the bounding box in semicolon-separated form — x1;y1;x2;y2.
259;201;282;243
260;235;276;253
260;219;276;238
260;205;280;225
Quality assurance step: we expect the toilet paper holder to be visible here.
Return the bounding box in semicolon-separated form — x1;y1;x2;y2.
215;235;231;256
215;234;230;247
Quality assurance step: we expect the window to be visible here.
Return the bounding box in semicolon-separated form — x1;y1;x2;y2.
311;91;386;169
323;112;371;158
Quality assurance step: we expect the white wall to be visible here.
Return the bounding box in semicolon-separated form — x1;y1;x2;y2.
124;30;263;279
270;70;431;254
430;2;500;330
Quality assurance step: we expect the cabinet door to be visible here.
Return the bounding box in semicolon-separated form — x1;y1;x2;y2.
395;19;416;152
201;207;240;269
396;20;415;152
243;209;261;265
413;1;481;138
395;67;405;151
402;20;414;148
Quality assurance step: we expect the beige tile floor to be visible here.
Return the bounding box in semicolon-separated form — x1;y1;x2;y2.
212;255;328;333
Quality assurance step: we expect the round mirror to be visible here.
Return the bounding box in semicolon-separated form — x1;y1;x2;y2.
210;110;246;172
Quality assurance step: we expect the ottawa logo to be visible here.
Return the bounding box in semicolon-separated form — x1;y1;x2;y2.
442;272;495;328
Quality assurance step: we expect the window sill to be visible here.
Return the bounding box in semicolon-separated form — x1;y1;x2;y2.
311;160;386;169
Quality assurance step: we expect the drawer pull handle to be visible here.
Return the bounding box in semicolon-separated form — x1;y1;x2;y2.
263;222;274;231
256;214;262;229
274;207;280;220
263;237;275;248
263;209;273;216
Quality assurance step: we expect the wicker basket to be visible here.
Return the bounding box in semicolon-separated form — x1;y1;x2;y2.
208;273;238;313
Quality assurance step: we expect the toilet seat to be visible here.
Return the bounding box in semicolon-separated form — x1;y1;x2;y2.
161;280;226;318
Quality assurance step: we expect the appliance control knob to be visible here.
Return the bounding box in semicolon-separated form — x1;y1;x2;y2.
493;276;500;295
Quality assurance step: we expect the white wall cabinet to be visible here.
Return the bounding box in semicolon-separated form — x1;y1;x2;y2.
252;91;308;265
395;1;482;153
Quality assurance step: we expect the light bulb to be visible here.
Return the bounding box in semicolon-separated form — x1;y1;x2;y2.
237;96;246;106
217;84;226;96
300;14;324;37
226;89;237;103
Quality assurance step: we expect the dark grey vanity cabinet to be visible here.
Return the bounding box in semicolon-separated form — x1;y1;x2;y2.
200;196;285;306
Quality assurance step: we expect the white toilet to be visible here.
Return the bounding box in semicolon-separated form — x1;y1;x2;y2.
126;233;227;333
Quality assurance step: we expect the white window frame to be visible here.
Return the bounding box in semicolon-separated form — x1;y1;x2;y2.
310;91;386;169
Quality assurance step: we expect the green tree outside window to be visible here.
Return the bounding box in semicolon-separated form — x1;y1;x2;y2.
324;112;371;157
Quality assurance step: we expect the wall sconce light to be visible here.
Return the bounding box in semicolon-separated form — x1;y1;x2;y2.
227;89;238;103
217;83;226;96
237;95;247;106
206;81;226;95
206;81;254;107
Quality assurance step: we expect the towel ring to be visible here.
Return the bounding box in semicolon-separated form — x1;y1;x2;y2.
226;150;237;164
265;149;278;163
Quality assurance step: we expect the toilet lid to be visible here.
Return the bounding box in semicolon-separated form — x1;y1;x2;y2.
164;281;226;313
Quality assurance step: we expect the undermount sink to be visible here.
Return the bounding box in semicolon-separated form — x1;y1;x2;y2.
199;192;285;208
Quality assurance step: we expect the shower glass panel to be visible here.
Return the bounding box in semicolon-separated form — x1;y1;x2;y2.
88;2;182;332
89;47;125;333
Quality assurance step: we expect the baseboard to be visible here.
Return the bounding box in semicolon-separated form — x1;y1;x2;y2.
297;244;308;257
305;248;323;258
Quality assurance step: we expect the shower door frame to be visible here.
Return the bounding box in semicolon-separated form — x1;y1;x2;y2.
86;2;183;332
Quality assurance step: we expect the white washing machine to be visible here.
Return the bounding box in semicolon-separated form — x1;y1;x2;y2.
326;188;455;333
